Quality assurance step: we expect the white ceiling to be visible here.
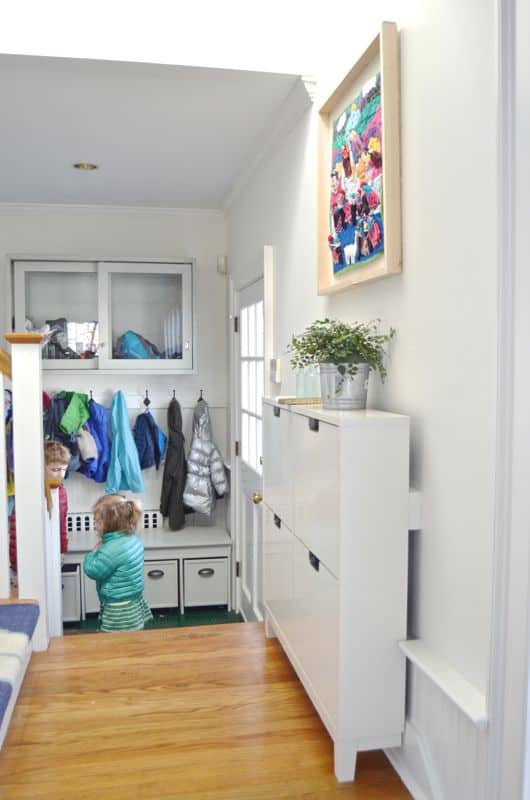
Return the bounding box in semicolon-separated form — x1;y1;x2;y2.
0;54;301;209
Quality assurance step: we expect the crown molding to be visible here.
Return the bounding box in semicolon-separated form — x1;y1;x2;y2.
223;74;316;211
0;203;224;218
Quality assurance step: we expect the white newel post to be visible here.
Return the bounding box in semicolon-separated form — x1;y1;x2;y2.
5;333;50;651
45;488;63;638
0;355;10;599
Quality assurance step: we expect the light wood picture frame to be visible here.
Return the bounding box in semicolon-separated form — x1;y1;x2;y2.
317;21;401;295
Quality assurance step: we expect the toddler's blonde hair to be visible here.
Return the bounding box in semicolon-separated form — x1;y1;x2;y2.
93;494;142;535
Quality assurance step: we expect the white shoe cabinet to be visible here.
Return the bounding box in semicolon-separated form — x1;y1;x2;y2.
262;399;409;782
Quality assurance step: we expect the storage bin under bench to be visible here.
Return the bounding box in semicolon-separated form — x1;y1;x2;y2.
62;526;232;621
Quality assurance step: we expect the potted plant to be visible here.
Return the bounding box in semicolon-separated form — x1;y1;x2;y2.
288;318;395;409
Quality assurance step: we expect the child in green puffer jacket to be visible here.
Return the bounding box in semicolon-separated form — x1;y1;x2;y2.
84;493;153;632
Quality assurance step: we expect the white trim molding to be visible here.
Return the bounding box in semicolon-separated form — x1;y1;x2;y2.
487;0;530;797
400;640;487;728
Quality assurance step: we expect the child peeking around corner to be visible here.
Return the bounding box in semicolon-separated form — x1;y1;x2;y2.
83;494;153;633
9;440;70;582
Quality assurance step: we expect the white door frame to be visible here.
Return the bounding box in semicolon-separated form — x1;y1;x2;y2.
229;274;264;617
487;0;530;796
228;247;275;616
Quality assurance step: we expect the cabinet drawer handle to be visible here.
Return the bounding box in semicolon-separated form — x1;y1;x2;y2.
273;514;281;529
309;551;320;572
273;406;280;417
308;418;319;432
147;569;165;579
198;568;215;578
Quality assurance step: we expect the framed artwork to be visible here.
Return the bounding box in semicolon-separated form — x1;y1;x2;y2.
317;21;401;294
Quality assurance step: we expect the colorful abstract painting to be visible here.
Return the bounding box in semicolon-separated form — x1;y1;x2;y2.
327;72;384;274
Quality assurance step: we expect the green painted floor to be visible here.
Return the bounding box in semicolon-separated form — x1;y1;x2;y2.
63;607;243;634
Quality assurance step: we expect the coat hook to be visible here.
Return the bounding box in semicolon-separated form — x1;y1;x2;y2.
198;388;204;401
172;389;176;399
89;389;93;401
143;389;151;408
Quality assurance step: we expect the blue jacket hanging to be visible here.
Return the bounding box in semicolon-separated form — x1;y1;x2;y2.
133;410;167;470
78;399;111;483
106;391;145;494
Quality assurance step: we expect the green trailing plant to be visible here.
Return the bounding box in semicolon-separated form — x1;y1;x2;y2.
288;318;395;381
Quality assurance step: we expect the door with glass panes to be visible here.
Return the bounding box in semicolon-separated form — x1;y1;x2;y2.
235;280;264;622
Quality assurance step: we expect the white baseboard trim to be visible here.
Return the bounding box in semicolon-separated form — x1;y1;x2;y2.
385;746;431;800
385;719;443;800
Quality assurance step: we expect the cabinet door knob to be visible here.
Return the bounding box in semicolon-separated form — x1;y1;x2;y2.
198;568;215;578
147;569;164;579
252;492;263;505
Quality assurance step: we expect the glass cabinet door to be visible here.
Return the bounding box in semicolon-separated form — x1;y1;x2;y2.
13;261;99;370
97;261;194;371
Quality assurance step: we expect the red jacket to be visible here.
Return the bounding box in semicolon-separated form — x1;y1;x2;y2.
9;484;68;572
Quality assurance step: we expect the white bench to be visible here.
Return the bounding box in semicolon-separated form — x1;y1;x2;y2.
63;526;232;621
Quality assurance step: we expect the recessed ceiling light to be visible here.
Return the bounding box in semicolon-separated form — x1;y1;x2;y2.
73;162;98;171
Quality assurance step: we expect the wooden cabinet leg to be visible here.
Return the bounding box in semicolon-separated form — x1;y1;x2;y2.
334;742;357;782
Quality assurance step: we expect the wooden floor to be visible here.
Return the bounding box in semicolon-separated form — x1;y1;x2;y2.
0;622;411;799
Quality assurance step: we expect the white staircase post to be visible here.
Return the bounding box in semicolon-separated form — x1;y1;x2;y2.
5;333;49;651
45;488;63;638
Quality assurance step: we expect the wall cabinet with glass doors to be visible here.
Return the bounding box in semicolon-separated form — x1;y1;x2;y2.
12;259;195;372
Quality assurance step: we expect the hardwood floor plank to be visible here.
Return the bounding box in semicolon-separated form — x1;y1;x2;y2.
0;623;411;799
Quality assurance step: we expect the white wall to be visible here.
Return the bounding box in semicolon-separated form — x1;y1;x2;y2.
227;1;497;796
0;204;229;514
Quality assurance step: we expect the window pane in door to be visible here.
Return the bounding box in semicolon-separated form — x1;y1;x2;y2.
241;412;249;464
110;273;183;359
248;304;256;357
249;415;257;471
240;308;248;358
248;361;256;415
256;361;264;414
256;301;264;358
241;361;249;412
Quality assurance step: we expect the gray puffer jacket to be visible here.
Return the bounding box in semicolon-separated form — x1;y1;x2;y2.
183;399;228;516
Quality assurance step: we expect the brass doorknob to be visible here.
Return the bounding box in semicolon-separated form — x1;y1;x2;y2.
252;492;263;505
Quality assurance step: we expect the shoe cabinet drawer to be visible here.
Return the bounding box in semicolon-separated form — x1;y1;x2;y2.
292;412;340;577
83;566;100;614
263;403;294;530
62;563;81;622
144;560;179;609
184;558;229;607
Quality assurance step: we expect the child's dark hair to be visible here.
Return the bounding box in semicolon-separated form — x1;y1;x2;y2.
93;494;142;535
44;440;71;465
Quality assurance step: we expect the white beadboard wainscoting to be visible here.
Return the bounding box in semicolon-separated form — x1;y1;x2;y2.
386;662;489;800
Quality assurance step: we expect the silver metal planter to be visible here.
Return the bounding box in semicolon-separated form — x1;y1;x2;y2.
319;362;370;410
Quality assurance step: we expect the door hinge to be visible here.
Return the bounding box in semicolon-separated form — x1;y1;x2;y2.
236;561;241;578
234;440;240;457
233;315;239;333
